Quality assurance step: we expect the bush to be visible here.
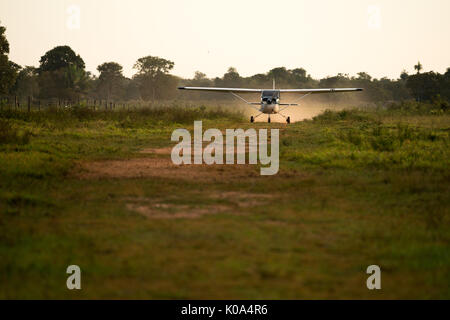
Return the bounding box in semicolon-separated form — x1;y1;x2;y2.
313;109;372;122
386;98;450;115
0;119;31;145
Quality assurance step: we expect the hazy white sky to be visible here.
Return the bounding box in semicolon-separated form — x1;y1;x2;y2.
1;0;449;80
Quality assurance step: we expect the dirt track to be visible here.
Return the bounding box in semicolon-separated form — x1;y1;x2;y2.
72;147;271;219
74;146;260;182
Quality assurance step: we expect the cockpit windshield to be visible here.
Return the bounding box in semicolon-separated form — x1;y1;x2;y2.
262;90;279;98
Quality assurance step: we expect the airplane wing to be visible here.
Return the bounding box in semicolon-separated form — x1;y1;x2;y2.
178;87;362;94
178;87;262;93
279;88;363;94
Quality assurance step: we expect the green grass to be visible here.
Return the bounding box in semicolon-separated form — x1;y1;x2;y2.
0;103;449;299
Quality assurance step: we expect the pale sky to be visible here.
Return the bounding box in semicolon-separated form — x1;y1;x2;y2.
1;0;449;80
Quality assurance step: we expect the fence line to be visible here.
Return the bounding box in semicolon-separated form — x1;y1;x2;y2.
0;96;152;112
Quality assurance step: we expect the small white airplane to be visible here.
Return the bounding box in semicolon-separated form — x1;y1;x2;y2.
178;80;363;123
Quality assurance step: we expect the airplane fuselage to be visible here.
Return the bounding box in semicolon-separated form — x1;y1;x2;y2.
261;103;279;114
260;90;280;114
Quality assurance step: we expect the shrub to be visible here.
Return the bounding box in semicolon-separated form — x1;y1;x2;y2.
386;99;450;115
313;109;372;122
0;119;31;145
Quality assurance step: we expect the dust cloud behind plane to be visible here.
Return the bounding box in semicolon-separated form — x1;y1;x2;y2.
0;0;449;79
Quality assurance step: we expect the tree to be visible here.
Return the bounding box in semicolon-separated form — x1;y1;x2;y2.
400;70;409;81
249;73;269;87
123;78;141;100
442;68;450;101
268;67;290;85
406;72;442;101
0;22;19;95
222;67;242;87
357;72;372;81
291;68;307;79
96;62;125;100
38;46;88;99
133;55;175;101
13;66;39;98
0;23;8;54
290;68;312;86
134;55;174;76
39;45;85;72
194;71;207;81
414;61;423;74
191;71;212;87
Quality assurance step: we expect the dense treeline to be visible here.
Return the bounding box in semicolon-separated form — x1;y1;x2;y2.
1;23;449;105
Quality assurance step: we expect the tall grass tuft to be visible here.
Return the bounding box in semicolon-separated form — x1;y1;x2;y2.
0;119;31;145
0;102;244;129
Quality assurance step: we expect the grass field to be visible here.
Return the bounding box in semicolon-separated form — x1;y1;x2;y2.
0;101;449;299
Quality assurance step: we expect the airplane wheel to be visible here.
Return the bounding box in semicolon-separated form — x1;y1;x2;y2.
287;116;291;124
250;116;254;123
268;117;271;123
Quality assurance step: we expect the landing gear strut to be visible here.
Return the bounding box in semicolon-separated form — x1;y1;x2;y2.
250;113;263;123
278;111;290;124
